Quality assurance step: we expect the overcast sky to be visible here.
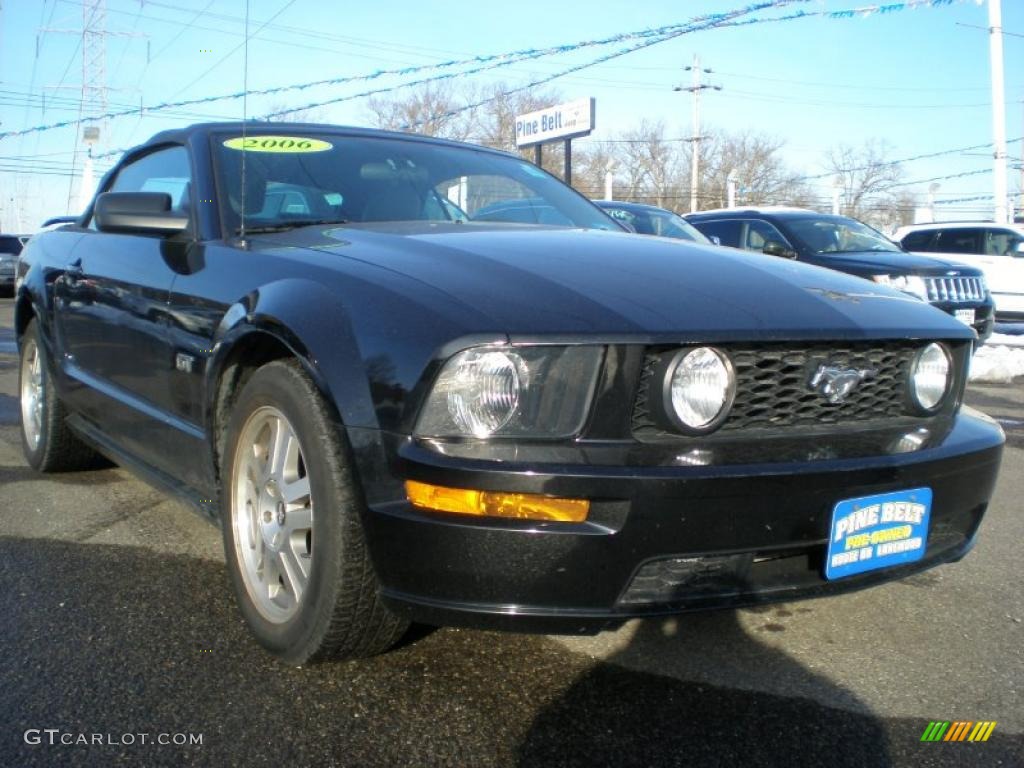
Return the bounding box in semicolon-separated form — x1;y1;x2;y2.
1;0;1022;230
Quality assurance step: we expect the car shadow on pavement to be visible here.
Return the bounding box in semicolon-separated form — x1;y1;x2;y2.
1;538;1021;768
518;612;1023;767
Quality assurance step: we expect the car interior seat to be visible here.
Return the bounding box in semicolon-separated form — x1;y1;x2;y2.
362;184;425;222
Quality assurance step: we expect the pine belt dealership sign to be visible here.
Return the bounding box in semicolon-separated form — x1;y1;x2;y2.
515;97;596;148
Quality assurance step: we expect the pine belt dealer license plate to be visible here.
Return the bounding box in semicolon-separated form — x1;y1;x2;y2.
954;309;975;325
824;488;932;580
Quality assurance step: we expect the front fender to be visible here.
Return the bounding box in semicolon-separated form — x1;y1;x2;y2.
204;278;376;432
15;231;88;372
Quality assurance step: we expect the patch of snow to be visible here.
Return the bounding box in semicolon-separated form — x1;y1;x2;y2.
988;330;1024;348
970;342;1024;383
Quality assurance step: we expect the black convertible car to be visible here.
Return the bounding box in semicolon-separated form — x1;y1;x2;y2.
16;123;1003;664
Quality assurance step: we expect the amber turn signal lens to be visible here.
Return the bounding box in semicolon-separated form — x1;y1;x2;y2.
405;480;589;523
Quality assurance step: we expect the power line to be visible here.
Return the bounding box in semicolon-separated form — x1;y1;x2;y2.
796;137;1024;181
0;0;954;143
887;168;992;188
169;0;299;98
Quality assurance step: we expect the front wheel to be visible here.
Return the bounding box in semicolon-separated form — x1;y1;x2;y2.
221;360;408;664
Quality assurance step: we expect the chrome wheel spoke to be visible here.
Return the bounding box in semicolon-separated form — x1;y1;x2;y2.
281;476;310;506
284;504;312;533
266;417;292;479
278;546;307;604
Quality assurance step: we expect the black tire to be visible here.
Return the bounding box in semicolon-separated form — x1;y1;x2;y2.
19;319;103;472
220;359;408;664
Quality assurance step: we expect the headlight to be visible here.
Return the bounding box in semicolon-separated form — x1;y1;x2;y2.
415;345;604;438
909;343;951;412
663;347;736;433
872;274;928;301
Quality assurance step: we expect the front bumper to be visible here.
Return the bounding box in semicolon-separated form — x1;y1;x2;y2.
359;411;1004;634
932;300;994;343
992;291;1024;323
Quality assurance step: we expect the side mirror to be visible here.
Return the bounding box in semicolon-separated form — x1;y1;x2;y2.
1015;241;1024;256
709;235;721;246
763;240;798;259
94;192;189;236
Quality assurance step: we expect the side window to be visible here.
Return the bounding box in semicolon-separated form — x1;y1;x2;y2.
985;228;1022;257
107;145;192;214
692;219;741;247
900;231;936;251
744;219;791;251
935;228;983;254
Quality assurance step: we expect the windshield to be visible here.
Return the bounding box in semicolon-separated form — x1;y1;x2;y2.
603;205;709;243
785;216;902;255
212;133;619;233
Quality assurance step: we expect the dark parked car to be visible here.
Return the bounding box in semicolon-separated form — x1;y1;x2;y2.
0;233;26;296
16;124;1003;664
595;200;712;244
687;208;995;343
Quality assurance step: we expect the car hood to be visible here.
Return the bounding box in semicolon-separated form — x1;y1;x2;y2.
272;224;974;341
804;249;982;276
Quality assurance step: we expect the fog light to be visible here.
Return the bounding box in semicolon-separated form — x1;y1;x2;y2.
666;347;735;433
405;480;589;522
909;343;951;412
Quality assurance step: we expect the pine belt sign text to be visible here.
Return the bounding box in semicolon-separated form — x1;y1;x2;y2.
514;98;596;148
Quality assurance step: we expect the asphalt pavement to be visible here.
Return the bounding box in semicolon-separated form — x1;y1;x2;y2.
0;297;1021;767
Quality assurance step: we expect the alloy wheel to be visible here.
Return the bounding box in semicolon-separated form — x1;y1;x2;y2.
20;339;43;451
231;406;314;624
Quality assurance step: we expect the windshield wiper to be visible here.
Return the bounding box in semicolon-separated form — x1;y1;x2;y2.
237;219;349;234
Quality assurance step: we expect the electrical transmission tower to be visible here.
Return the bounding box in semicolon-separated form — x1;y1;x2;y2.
81;0;109;125
41;0;144;210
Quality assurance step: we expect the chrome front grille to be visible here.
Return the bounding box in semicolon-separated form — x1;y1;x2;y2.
924;276;985;303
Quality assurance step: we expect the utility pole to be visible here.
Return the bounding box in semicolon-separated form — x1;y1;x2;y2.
604;160;616;201
675;55;721;214
726;169;738;208
988;0;1009;224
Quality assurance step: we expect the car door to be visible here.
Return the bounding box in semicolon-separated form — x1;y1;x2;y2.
54;144;198;469
980;227;1024;316
742;218;793;254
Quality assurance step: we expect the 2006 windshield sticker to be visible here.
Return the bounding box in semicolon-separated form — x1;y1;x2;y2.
825;488;931;580
223;136;333;153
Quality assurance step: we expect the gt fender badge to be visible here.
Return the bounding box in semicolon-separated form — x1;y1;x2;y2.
809;364;876;404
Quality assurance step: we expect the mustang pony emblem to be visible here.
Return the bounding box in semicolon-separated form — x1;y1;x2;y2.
809;364;877;404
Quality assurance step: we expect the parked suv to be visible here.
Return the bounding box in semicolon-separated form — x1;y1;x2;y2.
0;234;27;296
687;208;994;342
893;221;1024;322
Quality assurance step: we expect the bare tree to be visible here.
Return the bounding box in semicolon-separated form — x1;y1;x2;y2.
266;102;326;123
700;130;812;210
610;120;685;208
572;141;618;200
825;140;905;225
365;81;475;140
364;81;575;178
